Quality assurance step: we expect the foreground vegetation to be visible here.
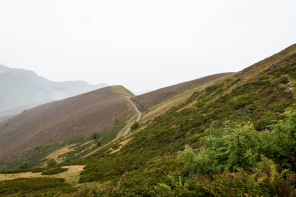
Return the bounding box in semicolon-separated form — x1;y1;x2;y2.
155;112;296;196
77;45;296;196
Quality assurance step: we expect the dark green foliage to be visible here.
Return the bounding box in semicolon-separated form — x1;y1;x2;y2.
154;111;296;196
47;159;57;167
97;141;101;147
155;156;296;196
0;168;45;174
18;162;29;170
41;167;68;175
64;158;71;163
0;169;30;174
131;121;139;130
31;168;45;173
264;110;296;170
178;110;296;176
91;130;100;139
0;177;71;195
189;122;264;174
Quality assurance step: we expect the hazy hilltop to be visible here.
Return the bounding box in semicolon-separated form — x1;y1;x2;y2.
0;65;107;121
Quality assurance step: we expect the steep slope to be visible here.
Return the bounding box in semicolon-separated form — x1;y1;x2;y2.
0;65;107;121
130;73;232;112
135;73;233;123
76;44;296;195
0;86;134;161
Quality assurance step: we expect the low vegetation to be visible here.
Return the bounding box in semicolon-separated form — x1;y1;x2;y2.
0;118;127;171
18;162;29;170
0;168;44;175
41;167;68;175
131;121;139;130
155;112;296;196
47;159;57;167
77;46;296;195
0;177;71;195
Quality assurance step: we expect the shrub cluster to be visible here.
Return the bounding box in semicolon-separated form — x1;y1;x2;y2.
155;111;296;196
131;122;139;130
0;177;70;195
41;167;68;175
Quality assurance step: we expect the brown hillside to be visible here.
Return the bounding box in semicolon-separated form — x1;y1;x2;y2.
131;73;232;112
236;44;296;78
0;86;134;160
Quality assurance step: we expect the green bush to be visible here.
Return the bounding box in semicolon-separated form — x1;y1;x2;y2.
263;110;296;170
154;110;296;196
47;159;57;167
31;168;45;173
42;167;68;175
18;161;29;170
176;122;265;178
177;110;296;177
97;141;101;147
91;130;100;139
156;152;296;196
131;122;139;130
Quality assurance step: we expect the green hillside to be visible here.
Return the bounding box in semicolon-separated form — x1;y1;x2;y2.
76;44;296;196
0;44;295;196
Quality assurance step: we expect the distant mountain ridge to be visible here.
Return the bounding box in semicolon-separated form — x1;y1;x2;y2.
0;65;107;121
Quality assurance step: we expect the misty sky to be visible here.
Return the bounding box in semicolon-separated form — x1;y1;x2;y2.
0;0;295;93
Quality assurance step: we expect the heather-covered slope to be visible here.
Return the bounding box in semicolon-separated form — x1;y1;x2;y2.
0;86;134;161
131;73;232;112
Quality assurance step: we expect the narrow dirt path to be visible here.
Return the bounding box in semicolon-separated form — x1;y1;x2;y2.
83;97;142;158
123;98;142;136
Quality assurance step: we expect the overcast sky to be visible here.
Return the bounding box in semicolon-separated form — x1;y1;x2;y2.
0;0;295;93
